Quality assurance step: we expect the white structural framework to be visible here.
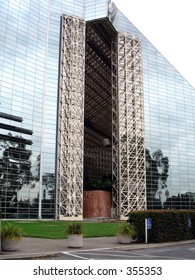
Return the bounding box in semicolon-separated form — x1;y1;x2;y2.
57;15;146;220
112;33;146;219
56;15;85;220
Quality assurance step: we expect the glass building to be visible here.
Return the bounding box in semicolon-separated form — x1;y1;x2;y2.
0;0;195;220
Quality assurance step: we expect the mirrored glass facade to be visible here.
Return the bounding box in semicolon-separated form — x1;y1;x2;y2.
110;5;195;210
0;0;195;219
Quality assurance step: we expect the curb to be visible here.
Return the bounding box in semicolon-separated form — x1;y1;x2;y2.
1;239;195;260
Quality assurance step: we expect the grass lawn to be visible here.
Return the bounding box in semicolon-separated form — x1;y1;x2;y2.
1;220;124;239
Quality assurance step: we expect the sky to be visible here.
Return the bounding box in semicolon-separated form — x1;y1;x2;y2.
113;0;195;89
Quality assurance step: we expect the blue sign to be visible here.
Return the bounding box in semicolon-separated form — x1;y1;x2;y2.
188;217;192;228
147;218;152;230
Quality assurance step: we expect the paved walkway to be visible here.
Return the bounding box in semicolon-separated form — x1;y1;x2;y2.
0;237;195;259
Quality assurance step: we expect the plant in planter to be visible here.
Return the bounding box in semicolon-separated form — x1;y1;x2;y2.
117;223;137;244
85;177;112;192
66;222;84;248
1;223;23;251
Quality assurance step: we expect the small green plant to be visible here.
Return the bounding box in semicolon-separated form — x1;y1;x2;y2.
117;223;137;239
1;223;23;241
85;177;112;191
66;223;84;236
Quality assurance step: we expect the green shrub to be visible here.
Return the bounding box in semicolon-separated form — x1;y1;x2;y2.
128;210;195;243
1;223;23;241
117;223;137;239
65;222;84;236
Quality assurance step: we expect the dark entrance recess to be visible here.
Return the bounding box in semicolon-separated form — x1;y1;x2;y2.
83;18;116;218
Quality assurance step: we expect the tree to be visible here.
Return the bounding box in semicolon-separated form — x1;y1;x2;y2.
0;136;31;209
146;149;169;209
164;192;195;210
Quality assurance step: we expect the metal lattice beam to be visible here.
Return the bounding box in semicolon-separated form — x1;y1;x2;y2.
112;33;146;219
56;15;85;220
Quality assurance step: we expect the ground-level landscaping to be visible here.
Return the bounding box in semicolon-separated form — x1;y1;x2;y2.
1;220;123;239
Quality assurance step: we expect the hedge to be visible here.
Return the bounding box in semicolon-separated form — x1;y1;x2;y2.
127;210;195;243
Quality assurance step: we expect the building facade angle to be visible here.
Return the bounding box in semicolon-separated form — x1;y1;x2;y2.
0;0;195;220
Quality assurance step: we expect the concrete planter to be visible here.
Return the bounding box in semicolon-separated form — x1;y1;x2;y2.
1;239;21;252
67;234;83;248
117;235;136;244
0;223;23;252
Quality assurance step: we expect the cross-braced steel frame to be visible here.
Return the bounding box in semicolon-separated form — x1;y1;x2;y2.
112;33;146;219
56;15;85;220
57;15;146;220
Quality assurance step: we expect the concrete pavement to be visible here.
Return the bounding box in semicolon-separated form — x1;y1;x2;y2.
1;237;195;260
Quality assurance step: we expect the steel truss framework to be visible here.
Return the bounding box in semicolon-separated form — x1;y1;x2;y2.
57;15;146;220
57;15;85;220
112;33;146;218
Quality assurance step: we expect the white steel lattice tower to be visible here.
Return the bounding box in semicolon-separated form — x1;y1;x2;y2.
56;14;146;220
56;15;85;220
112;33;146;219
